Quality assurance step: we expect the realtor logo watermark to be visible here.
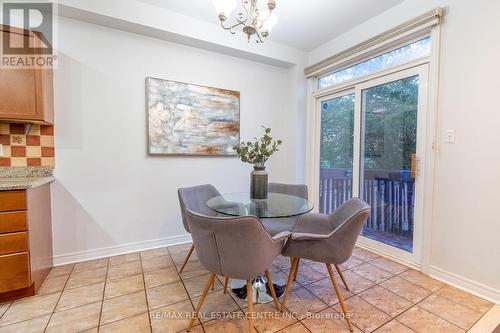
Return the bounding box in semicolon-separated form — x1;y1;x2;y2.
1;1;57;68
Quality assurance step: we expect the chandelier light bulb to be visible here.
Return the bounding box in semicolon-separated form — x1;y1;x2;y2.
262;12;278;33
212;0;236;20
267;0;276;11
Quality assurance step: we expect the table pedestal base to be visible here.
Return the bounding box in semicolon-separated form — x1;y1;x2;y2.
230;272;286;304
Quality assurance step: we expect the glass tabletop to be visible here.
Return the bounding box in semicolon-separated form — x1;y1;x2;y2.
206;192;314;218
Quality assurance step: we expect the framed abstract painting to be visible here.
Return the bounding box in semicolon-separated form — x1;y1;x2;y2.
146;77;240;155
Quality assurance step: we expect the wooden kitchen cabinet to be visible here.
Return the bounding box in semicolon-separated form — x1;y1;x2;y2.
0;184;53;301
0;25;54;124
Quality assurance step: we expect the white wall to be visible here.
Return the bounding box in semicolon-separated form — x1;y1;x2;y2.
58;0;305;68
308;0;500;301
52;17;304;263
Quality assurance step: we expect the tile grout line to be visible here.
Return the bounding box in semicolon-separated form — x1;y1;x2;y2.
282;252;410;332
390;269;485;330
95;258;110;331
0;277;75;329
90;253;172;329
467;306;497;333
42;262;76;333
412;291;477;331
139;251;154;333
424;282;494;315
0;301;13;322
273;259;362;332
389;292;445;332
381;279;468;332
341;260;438;332
167;245;207;333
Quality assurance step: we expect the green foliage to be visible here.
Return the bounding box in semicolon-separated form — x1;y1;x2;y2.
320;94;355;169
363;76;418;170
320;76;418;171
233;126;282;168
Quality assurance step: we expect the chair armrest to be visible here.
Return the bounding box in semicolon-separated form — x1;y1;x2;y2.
291;232;330;240
272;231;292;241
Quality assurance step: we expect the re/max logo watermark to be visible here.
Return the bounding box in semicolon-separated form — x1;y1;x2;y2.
1;1;57;69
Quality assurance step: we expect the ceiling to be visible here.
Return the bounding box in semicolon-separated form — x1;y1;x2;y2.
138;0;404;51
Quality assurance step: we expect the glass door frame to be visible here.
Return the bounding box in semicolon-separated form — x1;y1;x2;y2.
310;62;429;267
354;65;429;265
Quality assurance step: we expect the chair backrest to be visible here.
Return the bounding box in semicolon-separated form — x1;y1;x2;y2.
327;198;371;263
269;183;308;199
185;209;283;280
178;184;221;233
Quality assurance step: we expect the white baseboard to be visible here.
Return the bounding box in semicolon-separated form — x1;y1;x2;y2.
429;265;500;304
53;234;192;266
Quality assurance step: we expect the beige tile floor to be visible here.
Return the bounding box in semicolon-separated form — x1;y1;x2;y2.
0;243;495;333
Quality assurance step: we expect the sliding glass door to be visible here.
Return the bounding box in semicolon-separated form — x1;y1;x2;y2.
359;75;419;253
317;65;428;264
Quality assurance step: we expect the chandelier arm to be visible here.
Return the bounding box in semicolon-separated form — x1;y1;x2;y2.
258;7;274;23
220;20;245;34
241;0;251;25
254;28;265;43
235;15;247;24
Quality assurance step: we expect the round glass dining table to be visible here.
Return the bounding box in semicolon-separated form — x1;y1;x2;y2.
206;192;314;303
206;192;313;218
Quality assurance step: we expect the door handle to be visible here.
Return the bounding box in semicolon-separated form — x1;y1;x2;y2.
411;154;420;178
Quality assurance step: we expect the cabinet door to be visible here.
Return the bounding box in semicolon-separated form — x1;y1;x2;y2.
0;30;38;120
0;190;26;212
0;211;27;234
0;252;30;293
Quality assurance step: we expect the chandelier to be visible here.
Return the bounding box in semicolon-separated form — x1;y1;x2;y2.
212;0;278;43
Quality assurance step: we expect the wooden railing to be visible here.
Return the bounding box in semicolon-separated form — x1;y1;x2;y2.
319;168;415;238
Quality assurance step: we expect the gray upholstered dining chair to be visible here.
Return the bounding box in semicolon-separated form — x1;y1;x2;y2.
184;209;289;333
261;183;309;237
177;184;221;273
279;198;370;332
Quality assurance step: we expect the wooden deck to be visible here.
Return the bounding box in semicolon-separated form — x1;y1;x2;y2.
319;167;415;252
362;228;413;252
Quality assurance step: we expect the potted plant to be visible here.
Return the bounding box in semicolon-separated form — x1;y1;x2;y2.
233;126;282;199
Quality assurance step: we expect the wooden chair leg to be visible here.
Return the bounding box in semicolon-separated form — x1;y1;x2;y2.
187;273;215;332
223;276;229;294
293;258;300;281
179;244;195;273
265;270;280;311
246;280;255;333
335;264;350;291
280;257;299;311
211;277;215;290
326;264;353;332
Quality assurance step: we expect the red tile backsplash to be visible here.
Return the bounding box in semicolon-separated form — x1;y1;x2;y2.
40;125;54;135
27;158;41;166
9;123;25;134
41;147;54;157
26;135;41;146
0;134;9;145
11;146;26;157
0;123;55;167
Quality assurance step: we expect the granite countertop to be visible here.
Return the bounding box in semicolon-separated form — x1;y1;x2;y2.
0;167;55;190
0;176;55;190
